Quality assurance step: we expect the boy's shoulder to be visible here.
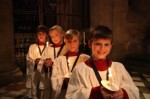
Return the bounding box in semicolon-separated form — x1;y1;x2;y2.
29;43;37;48
112;61;124;66
111;61;125;69
73;61;89;72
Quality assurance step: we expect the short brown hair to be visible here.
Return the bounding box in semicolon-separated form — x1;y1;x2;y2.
64;29;82;43
49;25;64;34
37;25;48;34
88;25;113;43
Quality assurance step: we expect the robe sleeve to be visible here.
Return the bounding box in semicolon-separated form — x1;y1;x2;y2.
89;86;103;99
26;45;36;76
122;88;129;99
116;63;139;99
66;66;92;99
51;57;65;98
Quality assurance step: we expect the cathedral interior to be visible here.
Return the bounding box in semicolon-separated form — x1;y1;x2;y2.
0;0;150;98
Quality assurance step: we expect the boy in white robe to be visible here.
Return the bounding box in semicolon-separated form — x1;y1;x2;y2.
48;25;67;62
66;25;139;99
51;29;90;99
46;25;68;98
26;25;51;99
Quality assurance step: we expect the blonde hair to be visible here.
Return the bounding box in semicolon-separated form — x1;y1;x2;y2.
49;25;64;34
64;29;82;43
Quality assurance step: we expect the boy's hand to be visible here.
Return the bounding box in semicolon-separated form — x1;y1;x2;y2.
111;89;123;99
35;58;40;64
44;58;53;67
100;86;113;99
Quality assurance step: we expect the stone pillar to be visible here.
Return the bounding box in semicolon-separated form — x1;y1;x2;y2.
90;0;113;28
90;0;128;60
111;0;128;60
0;0;22;86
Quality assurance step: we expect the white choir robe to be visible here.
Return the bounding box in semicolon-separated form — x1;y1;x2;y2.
26;44;51;99
51;53;90;99
49;44;68;99
49;44;67;61
66;61;139;99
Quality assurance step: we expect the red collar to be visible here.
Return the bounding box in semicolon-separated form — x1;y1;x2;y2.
64;51;81;56
37;42;45;45
51;44;63;47
85;59;112;71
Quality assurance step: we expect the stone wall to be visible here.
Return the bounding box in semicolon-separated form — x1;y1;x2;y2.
90;0;150;60
0;0;22;86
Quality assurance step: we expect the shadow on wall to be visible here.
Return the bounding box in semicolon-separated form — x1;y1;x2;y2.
142;24;150;54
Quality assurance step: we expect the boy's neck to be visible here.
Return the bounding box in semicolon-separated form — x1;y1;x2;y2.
37;41;46;45
92;56;106;60
68;49;79;53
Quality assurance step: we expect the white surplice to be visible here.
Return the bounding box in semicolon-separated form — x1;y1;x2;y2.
66;61;139;99
26;44;51;99
51;53;90;99
49;44;67;61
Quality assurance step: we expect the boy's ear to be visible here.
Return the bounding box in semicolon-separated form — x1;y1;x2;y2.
88;41;92;48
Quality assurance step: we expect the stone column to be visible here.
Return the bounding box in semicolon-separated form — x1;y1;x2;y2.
90;0;128;60
0;0;22;86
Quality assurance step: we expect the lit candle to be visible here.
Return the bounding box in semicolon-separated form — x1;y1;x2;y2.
108;67;112;84
46;41;49;47
36;48;39;54
36;48;40;58
68;59;71;66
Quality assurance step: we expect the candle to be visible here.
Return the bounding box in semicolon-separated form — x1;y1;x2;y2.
46;41;49;47
108;67;112;83
68;59;70;66
36;48;40;58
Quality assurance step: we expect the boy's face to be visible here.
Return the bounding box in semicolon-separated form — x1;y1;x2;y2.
37;32;47;43
49;30;63;44
65;35;80;52
89;38;112;59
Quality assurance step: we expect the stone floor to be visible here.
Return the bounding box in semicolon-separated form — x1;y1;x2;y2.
0;70;150;99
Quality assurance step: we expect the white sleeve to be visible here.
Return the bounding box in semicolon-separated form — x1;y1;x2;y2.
66;66;91;99
114;63;140;99
26;45;36;75
51;57;65;98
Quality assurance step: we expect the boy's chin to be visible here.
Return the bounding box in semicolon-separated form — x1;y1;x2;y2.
93;56;106;60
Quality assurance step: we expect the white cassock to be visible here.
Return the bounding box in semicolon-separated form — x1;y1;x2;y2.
66;61;139;99
49;44;68;99
49;44;67;61
26;44;51;99
51;53;90;99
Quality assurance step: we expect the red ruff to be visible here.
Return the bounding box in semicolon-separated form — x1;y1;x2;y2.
85;59;112;71
51;44;63;47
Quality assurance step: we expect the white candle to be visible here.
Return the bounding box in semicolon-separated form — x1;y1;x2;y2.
36;48;40;58
46;41;49;47
36;48;39;54
108;67;112;83
68;59;71;66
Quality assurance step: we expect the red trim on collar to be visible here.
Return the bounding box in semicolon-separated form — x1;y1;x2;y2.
64;51;82;56
85;59;112;71
37;42;45;45
51;44;63;47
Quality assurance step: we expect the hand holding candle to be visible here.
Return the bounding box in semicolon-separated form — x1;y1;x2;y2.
101;67;119;92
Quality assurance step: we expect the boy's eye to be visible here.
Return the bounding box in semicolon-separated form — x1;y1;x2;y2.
94;43;101;46
105;44;109;46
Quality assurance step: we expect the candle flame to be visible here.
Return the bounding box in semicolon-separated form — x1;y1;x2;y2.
108;67;112;83
46;41;49;47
